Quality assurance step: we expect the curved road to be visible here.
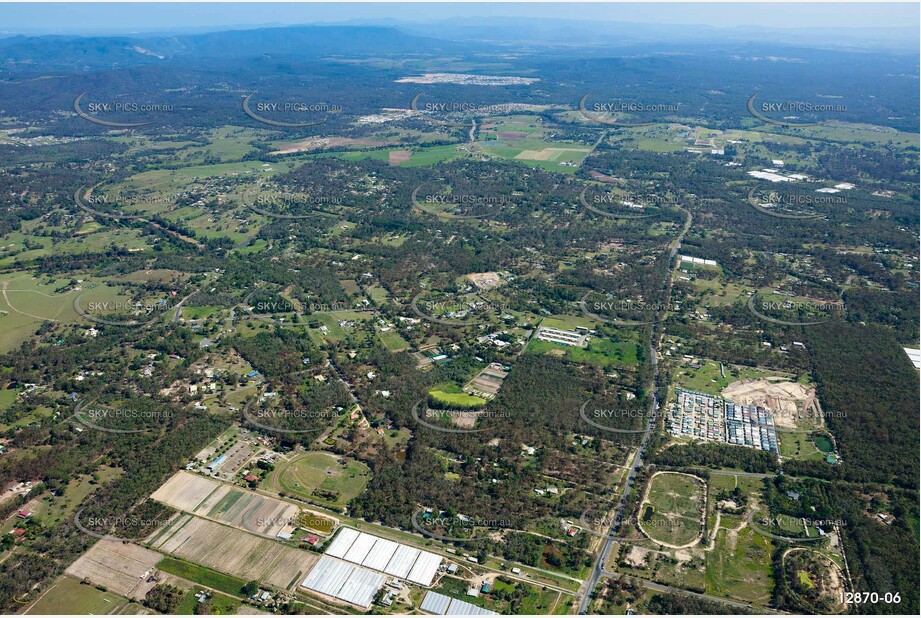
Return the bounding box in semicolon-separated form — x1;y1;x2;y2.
577;207;692;614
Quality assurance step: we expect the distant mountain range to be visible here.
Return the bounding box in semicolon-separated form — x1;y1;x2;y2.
0;25;467;73
0;18;916;77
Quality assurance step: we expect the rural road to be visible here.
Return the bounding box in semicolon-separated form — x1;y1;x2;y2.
600;570;773;613
577;204;693;614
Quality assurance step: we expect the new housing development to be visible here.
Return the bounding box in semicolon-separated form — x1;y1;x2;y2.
667;389;779;453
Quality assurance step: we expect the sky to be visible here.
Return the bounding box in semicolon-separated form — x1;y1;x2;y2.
1;2;918;35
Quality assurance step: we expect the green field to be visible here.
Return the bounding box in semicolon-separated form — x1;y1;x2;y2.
813;434;834;453
2;468;121;534
379;329;410;351
778;432;827;462
156;557;248;597
641;473;705;546
176;589;241;615
308;310;368;342
25;576;143;615
539;315;597;331
673;359;788;396
268;451;371;508
705;525;775;604
527;337;638;369
428;383;488;409
478;135;592;173
337;143;465;167
0;273;181;352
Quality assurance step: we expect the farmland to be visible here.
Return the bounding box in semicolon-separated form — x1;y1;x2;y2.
149;514;319;590
151;471;303;537
65;539;164;599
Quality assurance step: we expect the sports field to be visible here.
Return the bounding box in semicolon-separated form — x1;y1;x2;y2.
640;472;705;546
267;451;371;508
379;328;410;351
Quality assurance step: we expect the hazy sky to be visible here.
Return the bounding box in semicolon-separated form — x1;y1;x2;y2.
1;2;918;34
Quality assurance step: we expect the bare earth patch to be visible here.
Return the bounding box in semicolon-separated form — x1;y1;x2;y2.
272;137;391;155
65;540;163;600
722;378;817;429
466;272;504;290
389;150;412;165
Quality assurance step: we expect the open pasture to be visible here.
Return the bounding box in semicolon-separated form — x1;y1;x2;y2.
25;575;148;615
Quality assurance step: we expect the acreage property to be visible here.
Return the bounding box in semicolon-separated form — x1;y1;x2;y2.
149;513;319;590
639;472;706;547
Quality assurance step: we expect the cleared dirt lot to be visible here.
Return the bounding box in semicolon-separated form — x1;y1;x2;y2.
150;470;222;511
389;150;412;165
65;539;163;600
722;378;817;429
151;514;318;590
272;137;390;155
514;147;589;161
465;271;503;290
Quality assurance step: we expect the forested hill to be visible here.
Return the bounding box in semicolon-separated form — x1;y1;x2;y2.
0;25;464;72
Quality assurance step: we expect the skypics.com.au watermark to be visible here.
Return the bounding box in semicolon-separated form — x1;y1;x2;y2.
244;190;342;219
411;510;512;542
242;94;342;128
411;399;510;434
411;185;511;220
747;510;842;543
242;285;349;326
73;401;172;434
411;291;511;327
580;293;665;327
747;92;847;127
243;400;341;435
74;510;173;541
408;94;522;128
73;93;174;127
747;187;837;220
579;93;680;127
747;293;844;326
73;294;177;328
579;400;650;434
578;187;660;220
580;510;688;540
82;192;174;207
